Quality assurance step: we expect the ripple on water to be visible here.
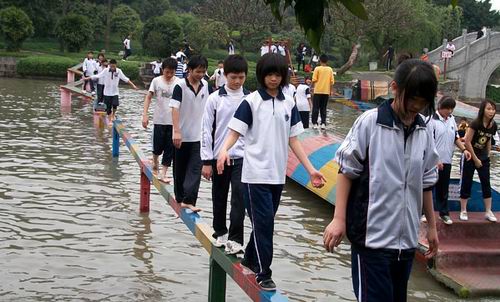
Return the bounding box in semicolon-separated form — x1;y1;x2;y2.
0;78;494;301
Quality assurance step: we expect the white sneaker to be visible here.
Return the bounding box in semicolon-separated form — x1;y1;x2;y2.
321;124;326;130
459;211;468;221
312;124;318;129
420;215;427;223
91;91;96;96
485;211;497;222
214;234;228;247
225;240;244;255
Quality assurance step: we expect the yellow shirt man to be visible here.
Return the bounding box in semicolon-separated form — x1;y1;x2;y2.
312;65;335;95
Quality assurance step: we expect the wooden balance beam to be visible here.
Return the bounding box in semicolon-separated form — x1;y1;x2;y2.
112;119;288;302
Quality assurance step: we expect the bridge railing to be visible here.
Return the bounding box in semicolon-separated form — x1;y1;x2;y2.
111;118;288;302
60;63;93;107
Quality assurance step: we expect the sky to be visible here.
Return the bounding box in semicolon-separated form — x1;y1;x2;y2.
492;0;500;11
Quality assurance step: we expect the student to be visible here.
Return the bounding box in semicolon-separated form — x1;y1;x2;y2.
217;53;325;291
96;53;107;104
295;77;312;128
278;42;286;56
170;55;212;213
311;52;319;70
201;55;249;254
176;47;187;63
383;44;395;70
123;35;131;60
143;58;180;183
323;59;440;302
261;41;270;57
150;59;162;77
210;60;227;90
427;96;471;225
311;54;335;130
82;51;98;94
175;58;184;79
296;43;305;71
445;41;455;55
228;40;235;55
85;59;138;124
460;99;498;222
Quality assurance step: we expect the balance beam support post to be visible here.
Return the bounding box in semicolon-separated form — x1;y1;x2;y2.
60;88;71;108
140;169;151;213
112;124;119;157
67;70;75;83
208;256;226;302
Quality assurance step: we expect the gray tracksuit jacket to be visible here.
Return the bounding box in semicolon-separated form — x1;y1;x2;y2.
335;100;439;250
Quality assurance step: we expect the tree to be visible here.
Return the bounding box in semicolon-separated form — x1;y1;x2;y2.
196;0;279;54
131;0;170;21
179;13;229;52
0;6;34;51
0;0;59;37
433;0;499;31
141;13;182;57
111;4;142;40
54;14;93;52
262;0;459;51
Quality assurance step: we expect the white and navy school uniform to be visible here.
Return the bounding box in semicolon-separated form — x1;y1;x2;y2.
149;76;180;167
427;111;460;216
201;85;250;244
150;61;162;77
91;67;130;115
228;88;303;282
82;57;98;92
95;61;107;103
295;84;312;128
123;38;131;59
169;78;212;205
210;68;227;89
335;99;438;302
260;45;269;56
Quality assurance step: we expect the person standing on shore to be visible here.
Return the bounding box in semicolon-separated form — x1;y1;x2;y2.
311;54;334;130
122;35;132;60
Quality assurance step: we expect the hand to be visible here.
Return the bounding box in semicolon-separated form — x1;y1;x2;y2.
437;162;444;171
474;158;482;168
142;114;148;129
216;150;229;175
202;165;212;180
425;227;439;259
173;131;182;149
310;170;326;188
463;150;472;161
323;218;346;252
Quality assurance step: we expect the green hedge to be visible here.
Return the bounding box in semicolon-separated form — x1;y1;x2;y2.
15;55;140;81
16;55;77;77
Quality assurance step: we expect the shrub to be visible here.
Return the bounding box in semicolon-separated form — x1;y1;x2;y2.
111;4;142;40
0;6;34;51
117;60;140;81
142;14;182;57
54;14;93;52
16;55;78;77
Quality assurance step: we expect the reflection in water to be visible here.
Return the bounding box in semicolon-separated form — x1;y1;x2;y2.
0;78;495;301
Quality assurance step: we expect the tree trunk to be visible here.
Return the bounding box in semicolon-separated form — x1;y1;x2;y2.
337;43;361;75
105;0;112;51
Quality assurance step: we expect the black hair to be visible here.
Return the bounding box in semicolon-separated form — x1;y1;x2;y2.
187;55;208;70
218;60;224;64
223;55;248;75
87;51;94;54
319;54;328;63
162;57;178;70
438;95;456;110
256;53;288;88
97;53;104;59
393;59;437;117
397;52;413;66
109;59;117;64
474;99;497;127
